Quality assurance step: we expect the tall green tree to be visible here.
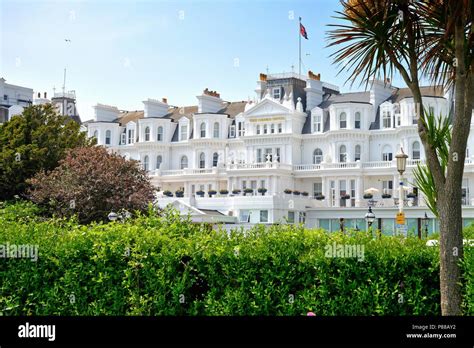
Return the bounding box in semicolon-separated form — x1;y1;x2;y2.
0;104;94;200
327;0;474;315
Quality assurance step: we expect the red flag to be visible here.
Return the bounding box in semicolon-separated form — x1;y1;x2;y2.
300;22;308;40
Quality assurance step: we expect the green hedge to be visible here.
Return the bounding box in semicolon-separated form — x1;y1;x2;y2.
0;201;472;315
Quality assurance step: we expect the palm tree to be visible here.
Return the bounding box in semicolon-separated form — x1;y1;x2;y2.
327;0;474;315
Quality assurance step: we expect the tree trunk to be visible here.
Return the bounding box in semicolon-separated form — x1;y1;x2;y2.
437;187;464;315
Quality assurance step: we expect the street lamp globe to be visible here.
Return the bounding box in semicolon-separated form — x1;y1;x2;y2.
395;147;409;175
108;211;118;222
365;206;375;226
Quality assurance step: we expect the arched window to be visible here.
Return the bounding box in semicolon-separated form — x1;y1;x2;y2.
105;130;111;145
199;152;206;168
271;124;275;134
157;126;163;141
93;130;98;139
313;148;323;164
339;145;347;163
256;125;261;135
143;155;149;171
263;124;268;134
278;123;282;133
382;145;393;161
156;155;162;169
180;156;188;169
213;122;219;138
200;122;206;138
339;112;347;129
213;152;218;167
355;112;361;129
355;145;361;161
145;127;150;141
412;141;421;160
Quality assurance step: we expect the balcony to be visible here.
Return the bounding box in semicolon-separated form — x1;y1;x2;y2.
149;158;474;178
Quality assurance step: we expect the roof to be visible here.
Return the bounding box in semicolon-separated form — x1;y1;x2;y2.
319;91;371;108
391;86;444;103
113;101;247;126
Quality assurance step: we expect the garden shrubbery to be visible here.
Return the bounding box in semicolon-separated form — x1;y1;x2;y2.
1;201;473;315
27;146;155;223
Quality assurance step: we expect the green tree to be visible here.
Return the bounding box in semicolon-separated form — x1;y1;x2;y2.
0;104;94;200
327;0;474;315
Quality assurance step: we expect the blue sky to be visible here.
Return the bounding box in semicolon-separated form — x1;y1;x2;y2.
0;0;408;121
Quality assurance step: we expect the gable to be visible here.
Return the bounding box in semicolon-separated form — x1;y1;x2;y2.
244;98;291;117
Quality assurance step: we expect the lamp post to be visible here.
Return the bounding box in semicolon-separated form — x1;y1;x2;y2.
422;212;429;239
365;206;375;229
395;147;408;236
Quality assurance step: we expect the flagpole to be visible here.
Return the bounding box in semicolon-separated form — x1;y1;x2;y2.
299;17;302;77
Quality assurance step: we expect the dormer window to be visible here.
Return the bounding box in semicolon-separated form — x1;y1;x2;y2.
180;125;187;141
382;110;391;128
273;88;281;99
128;129;134;144
229;125;236;137
238;121;245;136
339;112;347;129
256;125;261;135
271;124;275;134
313;115;322;132
263;125;268;134
278;123;282;133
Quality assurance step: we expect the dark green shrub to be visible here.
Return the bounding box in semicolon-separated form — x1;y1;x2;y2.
1;202;473;315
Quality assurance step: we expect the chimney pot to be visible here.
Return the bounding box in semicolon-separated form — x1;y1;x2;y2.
162;97;167;104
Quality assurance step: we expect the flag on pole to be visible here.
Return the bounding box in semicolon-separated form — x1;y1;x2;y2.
300;21;308;40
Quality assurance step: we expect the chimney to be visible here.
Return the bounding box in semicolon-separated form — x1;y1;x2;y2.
197;88;223;113
162;97;167;104
255;73;268;100
93;103;120;122
143;98;169;118
305;71;324;110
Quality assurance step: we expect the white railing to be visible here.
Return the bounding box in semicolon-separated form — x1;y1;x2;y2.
362;161;392;168
407;159;424;166
323;162;358;169
227;162;292;171
157;169;184;176
152;158;474;177
293;164;321;171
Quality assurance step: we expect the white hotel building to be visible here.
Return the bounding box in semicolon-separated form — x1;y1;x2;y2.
85;71;474;234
